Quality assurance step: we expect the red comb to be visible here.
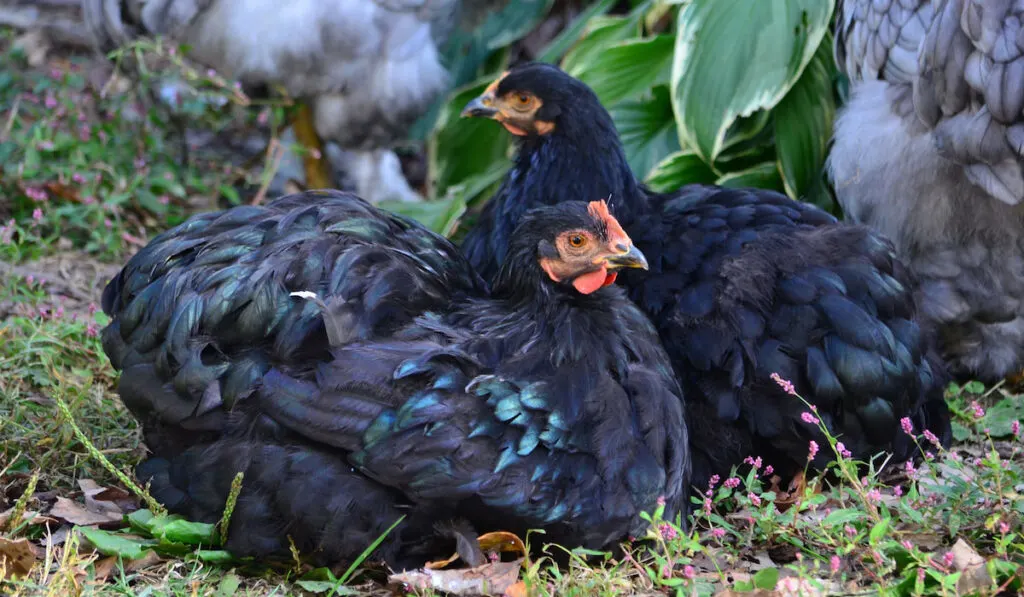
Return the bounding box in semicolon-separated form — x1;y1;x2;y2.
587;200;630;246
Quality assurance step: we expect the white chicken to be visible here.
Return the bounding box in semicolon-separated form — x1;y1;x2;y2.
830;0;1024;383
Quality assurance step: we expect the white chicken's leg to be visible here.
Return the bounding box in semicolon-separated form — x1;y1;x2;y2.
346;149;423;204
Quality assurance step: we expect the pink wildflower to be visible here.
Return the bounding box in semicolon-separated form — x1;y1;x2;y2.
711;528;725;539
72;173;87;185
723;477;740;489
835;442;852;458
808;440;819;460
743;456;762;469
708;474;720;489
88;303;98;315
763;465;774;476
893;485;903;497
32;208;43;222
970;401;985;419
942;551;954;568
770;372;796;395
656;495;666;507
866;489;882;504
900;417;913;435
844;525;856;538
999;521;1010;535
682;565;695;580
1012;420;1020;438
801;412;819;425
658;523;677;540
901;540;913;550
25;187;48;202
923;429;941;446
830;555;840;574
85;322;99;337
44;94;57;109
748;492;761;506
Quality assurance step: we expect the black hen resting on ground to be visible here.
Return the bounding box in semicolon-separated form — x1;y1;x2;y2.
102;191;688;567
461;63;952;495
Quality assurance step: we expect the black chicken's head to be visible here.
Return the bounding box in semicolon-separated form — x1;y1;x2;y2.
461;62;603;138
502;200;647;295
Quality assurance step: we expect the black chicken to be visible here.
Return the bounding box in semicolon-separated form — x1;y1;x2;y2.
102;191;688;566
460;63;952;494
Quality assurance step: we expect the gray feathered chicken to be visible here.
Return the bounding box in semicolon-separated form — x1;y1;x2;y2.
1;0;467;202
830;0;1024;383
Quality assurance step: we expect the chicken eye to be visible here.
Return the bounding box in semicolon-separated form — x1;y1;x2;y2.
515;94;531;105
568;234;586;248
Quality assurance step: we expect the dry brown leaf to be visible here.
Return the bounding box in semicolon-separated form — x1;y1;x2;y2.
391;559;523;596
949;538;992;594
90;551;162;583
0;537;38;580
0;508;55;529
79;479;134;515
48;497;123;527
503;580;528;597
426;530;527;570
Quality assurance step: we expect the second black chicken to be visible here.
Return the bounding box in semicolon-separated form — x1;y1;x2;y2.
461;63;953;494
102;191;688;567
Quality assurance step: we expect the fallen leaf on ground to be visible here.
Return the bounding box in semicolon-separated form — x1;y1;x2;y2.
949;538;991;594
426;530;527;570
49;497;123;527
0;537;38;580
89;551;163;583
391;559;523;596
79;479;136;515
0;508;55;529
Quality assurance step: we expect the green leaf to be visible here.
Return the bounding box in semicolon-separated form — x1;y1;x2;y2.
752;567;779;590
160;518;218;545
195;550;235;564
378;194;467;238
983;397;1024;437
774;33;837;199
79;528;156;560
127;509;156;534
611;86;682;180
216;573;242;596
428;77;512;200
294;581;359;595
537;0;619;64
822;508;866;527
645;150;718;192
717;162;785;193
869;517;891;545
952;421;972;442
561;11;645;77
670;0;836;162
578;36;675;106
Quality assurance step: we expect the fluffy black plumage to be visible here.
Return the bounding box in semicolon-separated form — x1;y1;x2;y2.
461;63;952;494
103;191;688;567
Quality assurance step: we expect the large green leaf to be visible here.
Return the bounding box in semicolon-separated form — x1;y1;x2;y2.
611;86;681;180
716;162;785;193
644;150;717;192
670;0;836;163
79;528;156;560
561;7;647;77
578;35;675;106
428;77;512;200
774;33;837;199
537;0;619;63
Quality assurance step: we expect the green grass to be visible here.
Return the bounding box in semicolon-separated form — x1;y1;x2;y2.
1;26;1023;597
